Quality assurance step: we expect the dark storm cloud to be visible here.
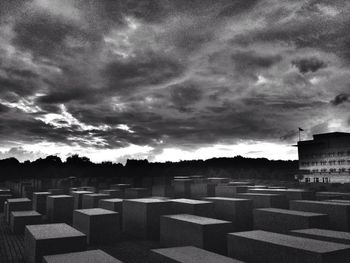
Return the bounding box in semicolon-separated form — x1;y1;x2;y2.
292;57;327;74
1;0;350;160
331;93;350;106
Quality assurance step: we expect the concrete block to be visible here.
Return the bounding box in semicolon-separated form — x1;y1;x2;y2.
48;189;65;195
82;193;110;209
152;185;174;198
123;198;172;239
43;250;123;263
32;192;51;214
190;183;216;199
24;223;86;263
47;195;74;224
291;228;350;245
78;186;96;192
236;193;288;209
73;208;120;245
204;197;253;231
10;210;42;234
160;214;232;254
110;184;131;191
72;191;93;209
290;200;350;231
316;192;350;200
207;177;230;184
124;188;151;199
253;208;328;233
0;194;12;211
171;198;214;217
99;189;123;198
248;188;315;202
173;179;193;198
227;230;350;263
228;181;254;186
215;185;248;198
99;198;123;213
6;198;32;223
151;246;243;263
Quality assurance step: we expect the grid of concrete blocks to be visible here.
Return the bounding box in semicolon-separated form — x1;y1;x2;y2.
2;176;350;263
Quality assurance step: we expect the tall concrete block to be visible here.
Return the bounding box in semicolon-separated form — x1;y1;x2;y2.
99;189;123;198
190;183;216;199
43;250;124;263
78;186;96;192
72;191;93;209
24;223;86;263
47;195;74;224
73;208;120;244
48;189;65;195
160;214;232;254
207;177;230;184
173;179;193;198
99;198;123;213
110;184;131;191
248;188;315;202
215;185;248;198
291;228;350;245
171;198;214;217
123;198;172;239
236;193;288;209
290;200;350;231
124;188;151;199
204;197;253;231
10;210;42;234
6;198;32;223
32;192;51;214
152;185;174;198
228;230;350;263
82;193;110;209
253;208;328;233
0;194;12;211
151;246;243;263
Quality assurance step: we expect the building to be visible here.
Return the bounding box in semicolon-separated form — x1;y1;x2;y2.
297;132;350;183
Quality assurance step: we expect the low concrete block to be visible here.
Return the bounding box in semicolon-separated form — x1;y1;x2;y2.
316;192;350;200
73;208;120;245
47;195;74;224
291;228;350;245
290;200;350;231
204;197;253;231
72;191;93;209
227;230;350;263
6;198;32;223
32;192;51;214
82;193;110;209
253;208;328;233
171;198;214;217
0;194;12;211
99;189;123;198
24;223;86;263
123;198;172;239
190;183;216;199
150;246;243;263
236;193;288;209
43;250;123;263
124;188;151;199
160;214;232;254
215;185;248;198
10;210;42;234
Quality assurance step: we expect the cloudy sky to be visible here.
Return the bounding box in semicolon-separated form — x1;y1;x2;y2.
0;0;350;163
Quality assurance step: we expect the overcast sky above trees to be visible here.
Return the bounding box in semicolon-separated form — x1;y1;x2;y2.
0;0;350;163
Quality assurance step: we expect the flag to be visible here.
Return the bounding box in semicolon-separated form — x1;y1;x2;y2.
298;127;304;131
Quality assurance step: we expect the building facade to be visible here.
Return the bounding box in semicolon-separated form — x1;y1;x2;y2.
297;132;350;183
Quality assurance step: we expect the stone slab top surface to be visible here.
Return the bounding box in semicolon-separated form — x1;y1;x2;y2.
43;249;123;263
33;192;51;195
238;193;284;197
26;223;86;240
327;200;350;204
291;228;350;240
229;230;350;253
317;192;350;196
8;198;31;203
101;189;120;192
171;198;212;204
173;179;194;182
75;208;118;216
47;195;72;199
205;197;250;202
164;214;231;225
11;210;41;217
255;208;327;217
72;191;93;194
85;193;110;197
292;200;350;207
124;198;170;203
152;246;243;263
100;198;123;203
